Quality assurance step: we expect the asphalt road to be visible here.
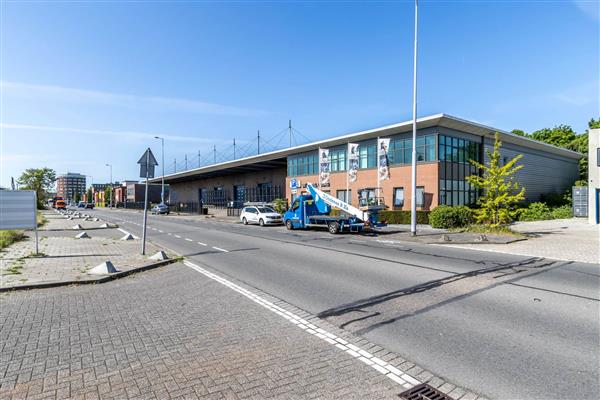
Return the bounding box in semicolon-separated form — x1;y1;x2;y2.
87;208;599;400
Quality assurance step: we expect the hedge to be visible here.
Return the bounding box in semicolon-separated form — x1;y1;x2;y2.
379;210;430;225
429;205;473;229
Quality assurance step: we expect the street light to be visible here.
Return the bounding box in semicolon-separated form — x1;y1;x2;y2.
154;136;165;204
105;164;113;208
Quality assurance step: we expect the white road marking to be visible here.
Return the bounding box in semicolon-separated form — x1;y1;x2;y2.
158;230;163;233
212;246;229;253
185;238;193;242
174;235;181;238
183;260;419;390
197;242;207;246
167;233;172;236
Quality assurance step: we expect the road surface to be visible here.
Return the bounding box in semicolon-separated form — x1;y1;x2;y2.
88;208;600;400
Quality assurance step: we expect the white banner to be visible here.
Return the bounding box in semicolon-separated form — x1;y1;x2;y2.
377;138;390;181
319;148;330;187
347;143;359;183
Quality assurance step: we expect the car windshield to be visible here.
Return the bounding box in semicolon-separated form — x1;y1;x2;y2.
257;207;276;213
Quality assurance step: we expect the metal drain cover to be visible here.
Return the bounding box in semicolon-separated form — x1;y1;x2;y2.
398;383;453;400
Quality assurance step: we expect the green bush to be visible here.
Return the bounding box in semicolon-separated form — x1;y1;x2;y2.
428;205;473;229
540;192;570;207
379;210;430;225
518;202;552;221
550;205;573;219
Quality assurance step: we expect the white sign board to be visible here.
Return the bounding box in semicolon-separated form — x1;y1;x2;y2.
0;190;37;230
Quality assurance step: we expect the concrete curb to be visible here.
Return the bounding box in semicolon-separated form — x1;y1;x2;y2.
0;258;179;292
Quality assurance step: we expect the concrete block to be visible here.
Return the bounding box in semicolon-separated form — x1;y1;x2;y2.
75;231;90;239
88;261;118;275
149;251;169;261
72;224;83;230
120;233;134;241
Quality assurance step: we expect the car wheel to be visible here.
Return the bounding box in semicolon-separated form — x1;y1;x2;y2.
242;217;248;225
259;218;265;227
328;222;340;234
285;220;293;230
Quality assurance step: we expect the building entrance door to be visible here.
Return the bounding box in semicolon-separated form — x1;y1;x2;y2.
234;185;245;208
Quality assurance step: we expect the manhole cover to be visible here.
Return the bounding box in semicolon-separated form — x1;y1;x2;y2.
398;383;453;400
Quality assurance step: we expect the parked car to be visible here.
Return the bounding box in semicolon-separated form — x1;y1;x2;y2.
240;206;282;226
85;203;95;209
77;201;86;208
151;203;170;215
55;200;66;210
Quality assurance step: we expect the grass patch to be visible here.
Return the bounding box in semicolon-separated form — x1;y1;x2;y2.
0;231;25;250
37;211;47;227
3;258;25;275
451;224;525;238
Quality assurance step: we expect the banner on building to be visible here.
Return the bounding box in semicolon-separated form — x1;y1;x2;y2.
377;138;390;181
319;148;330;187
347;143;359;183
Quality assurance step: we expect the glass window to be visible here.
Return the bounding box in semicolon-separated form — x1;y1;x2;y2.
336;189;351;204
416;187;424;208
359;143;376;168
393;187;404;208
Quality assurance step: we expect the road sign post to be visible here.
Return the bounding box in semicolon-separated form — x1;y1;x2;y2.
137;148;158;255
0;190;38;254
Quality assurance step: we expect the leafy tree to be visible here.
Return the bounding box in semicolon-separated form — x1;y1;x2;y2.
511;129;527;137
74;193;81;203
86;188;93;203
104;186;113;206
467;133;525;227
589;118;600;129
531;125;576;148
17;168;56;209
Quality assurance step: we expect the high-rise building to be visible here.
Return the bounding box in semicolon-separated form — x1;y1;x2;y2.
56;172;86;202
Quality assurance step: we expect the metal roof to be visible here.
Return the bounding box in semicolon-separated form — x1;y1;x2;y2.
152;113;582;184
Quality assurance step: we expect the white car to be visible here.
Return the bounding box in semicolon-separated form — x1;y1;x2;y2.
240;206;282;226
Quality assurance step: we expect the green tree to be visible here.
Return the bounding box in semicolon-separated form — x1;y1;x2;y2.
74;193;81;203
467;133;525;227
104;186;113;206
86;188;93;203
17;168;56;209
530;125;576;148
589;117;600;129
511;129;527;137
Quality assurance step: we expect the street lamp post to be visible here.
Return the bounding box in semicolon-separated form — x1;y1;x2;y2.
410;0;419;236
105;164;113;208
155;136;165;204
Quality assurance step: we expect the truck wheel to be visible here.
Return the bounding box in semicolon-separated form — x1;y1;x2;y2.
285;220;293;230
259;218;265;227
328;222;340;234
242;217;248;225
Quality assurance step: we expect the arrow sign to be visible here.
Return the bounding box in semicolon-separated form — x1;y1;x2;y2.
138;148;158;178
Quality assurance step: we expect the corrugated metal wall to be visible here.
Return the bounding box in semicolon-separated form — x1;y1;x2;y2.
483;138;579;201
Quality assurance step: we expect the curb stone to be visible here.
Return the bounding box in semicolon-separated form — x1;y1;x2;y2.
0;258;178;292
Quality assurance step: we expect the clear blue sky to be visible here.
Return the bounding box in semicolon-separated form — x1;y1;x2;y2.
1;0;598;187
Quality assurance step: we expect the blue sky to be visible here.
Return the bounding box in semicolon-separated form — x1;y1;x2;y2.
1;0;598;188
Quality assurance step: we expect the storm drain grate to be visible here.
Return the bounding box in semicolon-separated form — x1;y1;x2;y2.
398;383;453;400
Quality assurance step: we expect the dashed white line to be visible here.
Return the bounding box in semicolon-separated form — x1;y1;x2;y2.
174;235;181;238
197;242;207;246
185;238;193;242
183;260;418;390
212;246;229;253
158;230;163;233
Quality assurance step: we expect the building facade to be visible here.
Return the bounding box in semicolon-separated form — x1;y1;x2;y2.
589;128;599;224
56;172;86;202
152;114;582;212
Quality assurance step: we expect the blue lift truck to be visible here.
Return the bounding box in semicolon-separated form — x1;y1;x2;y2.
283;183;386;234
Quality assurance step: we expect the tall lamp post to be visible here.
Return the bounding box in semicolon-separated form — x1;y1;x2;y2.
410;0;419;236
154;136;165;204
105;164;113;208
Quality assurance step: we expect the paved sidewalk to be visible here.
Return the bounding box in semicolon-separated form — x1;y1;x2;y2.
0;210;166;289
0;264;412;399
445;218;600;264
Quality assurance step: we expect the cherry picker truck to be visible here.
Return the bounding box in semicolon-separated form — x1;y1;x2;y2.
283;183;387;234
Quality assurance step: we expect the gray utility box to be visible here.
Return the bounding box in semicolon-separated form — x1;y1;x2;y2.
572;186;588;217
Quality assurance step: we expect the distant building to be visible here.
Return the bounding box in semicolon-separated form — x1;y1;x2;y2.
56;172;86;202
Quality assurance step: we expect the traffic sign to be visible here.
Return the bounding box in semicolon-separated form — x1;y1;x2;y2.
290;178;300;190
138;148;158;178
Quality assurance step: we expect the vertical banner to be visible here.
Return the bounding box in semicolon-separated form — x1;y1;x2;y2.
319;148;330;187
347;143;359;183
378;138;391;181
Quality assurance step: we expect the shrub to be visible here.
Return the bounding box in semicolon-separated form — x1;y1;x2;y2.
550;205;573;219
540;192;570;207
0;230;25;250
429;205;473;229
518;202;552;221
379;210;430;225
272;198;288;214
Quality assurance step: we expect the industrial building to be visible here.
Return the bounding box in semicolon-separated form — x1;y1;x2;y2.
56;172;86;202
153;114;582;212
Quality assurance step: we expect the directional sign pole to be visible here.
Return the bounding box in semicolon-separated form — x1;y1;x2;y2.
141;150;150;255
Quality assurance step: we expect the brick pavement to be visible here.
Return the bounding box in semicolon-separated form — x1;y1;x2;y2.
0;264;407;399
0;211;163;289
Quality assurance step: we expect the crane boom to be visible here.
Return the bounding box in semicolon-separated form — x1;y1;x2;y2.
306;183;366;221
